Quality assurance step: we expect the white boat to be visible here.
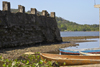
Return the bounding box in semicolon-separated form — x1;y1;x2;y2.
79;51;100;56
59;48;100;55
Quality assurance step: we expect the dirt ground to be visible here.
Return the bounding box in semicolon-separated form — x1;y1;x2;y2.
0;36;99;67
0;42;79;60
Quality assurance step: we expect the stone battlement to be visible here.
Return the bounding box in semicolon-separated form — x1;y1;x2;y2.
0;1;62;48
1;1;55;18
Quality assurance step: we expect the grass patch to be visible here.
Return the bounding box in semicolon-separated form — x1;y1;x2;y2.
0;52;54;67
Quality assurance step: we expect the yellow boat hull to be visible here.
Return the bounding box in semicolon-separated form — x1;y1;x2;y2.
40;53;100;66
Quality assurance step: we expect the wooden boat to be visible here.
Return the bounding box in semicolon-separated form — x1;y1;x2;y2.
40;53;100;66
59;48;100;55
79;51;100;56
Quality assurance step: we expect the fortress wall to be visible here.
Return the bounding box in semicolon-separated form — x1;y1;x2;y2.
0;1;62;48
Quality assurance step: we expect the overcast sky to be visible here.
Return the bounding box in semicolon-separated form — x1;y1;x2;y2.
0;0;100;24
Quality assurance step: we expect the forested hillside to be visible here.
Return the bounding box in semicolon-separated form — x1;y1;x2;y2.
11;9;99;31
56;17;99;31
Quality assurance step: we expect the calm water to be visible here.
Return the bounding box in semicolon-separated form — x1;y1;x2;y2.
60;31;99;49
66;38;99;49
60;31;99;37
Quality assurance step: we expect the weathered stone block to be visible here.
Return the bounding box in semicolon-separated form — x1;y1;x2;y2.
31;8;37;15
51;12;55;18
2;1;10;12
18;5;25;13
42;10;48;16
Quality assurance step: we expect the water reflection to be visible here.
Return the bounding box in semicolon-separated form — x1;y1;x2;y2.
65;38;99;49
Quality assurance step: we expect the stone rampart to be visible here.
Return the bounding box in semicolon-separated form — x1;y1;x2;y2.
0;1;62;48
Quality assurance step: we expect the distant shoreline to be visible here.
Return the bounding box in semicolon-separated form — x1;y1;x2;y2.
60;31;99;32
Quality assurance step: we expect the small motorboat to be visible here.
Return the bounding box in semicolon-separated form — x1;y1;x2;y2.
59;48;100;55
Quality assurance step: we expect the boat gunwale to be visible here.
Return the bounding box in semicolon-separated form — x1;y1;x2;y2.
79;51;100;56
40;53;100;61
60;48;100;51
60;51;79;54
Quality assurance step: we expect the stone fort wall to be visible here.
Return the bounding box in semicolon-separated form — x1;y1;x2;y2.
0;1;62;48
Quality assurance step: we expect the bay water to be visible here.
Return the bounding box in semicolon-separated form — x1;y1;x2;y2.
60;31;99;37
60;31;99;49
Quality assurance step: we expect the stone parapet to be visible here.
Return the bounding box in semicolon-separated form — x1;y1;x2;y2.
0;1;62;48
